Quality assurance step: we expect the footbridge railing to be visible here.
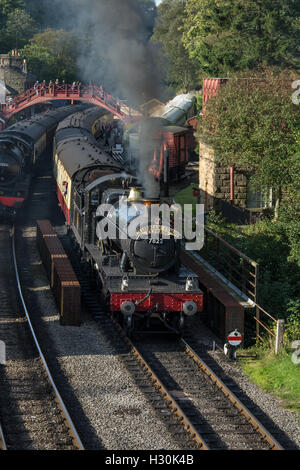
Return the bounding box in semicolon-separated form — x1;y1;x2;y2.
0;83;140;124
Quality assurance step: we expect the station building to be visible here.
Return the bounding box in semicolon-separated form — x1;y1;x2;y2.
198;79;274;224
0;50;35;102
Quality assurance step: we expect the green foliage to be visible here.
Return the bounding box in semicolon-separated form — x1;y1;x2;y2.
285;300;300;341
183;0;300;76
20;29;78;82
204;214;300;320
0;0;24;20
202;68;300;199
5;8;37;49
205;209;228;232
0;1;37;52
152;0;199;91
240;350;300;416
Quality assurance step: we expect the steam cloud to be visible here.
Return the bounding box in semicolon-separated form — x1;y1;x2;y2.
42;0;163;197
138;118;162;198
44;0;161;105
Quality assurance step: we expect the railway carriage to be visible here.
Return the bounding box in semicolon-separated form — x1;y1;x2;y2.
125;119;192;193
0;105;86;217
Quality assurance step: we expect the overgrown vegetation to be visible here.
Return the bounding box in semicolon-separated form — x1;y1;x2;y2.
182;0;300;76
205;210;300;342
174;182;300;344
20;29;78;83
152;0;300;91
239;348;300;417
152;0;199;91
202;68;300;217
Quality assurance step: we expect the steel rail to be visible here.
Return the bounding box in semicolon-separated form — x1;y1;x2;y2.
0;422;7;450
11;226;84;451
115;326;210;450
181;339;284;450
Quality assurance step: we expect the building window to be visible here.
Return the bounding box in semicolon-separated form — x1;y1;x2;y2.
247;185;272;209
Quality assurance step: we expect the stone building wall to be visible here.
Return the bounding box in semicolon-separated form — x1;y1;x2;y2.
199;139;248;212
0;52;35;97
214;166;247;209
199;140;216;210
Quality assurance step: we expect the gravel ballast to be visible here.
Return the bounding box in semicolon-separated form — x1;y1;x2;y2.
18;225;198;450
18;222;300;450
187;316;300;450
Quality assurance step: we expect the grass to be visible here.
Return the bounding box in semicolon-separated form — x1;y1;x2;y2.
174;184;198;215
174;198;300;416
239;349;300;417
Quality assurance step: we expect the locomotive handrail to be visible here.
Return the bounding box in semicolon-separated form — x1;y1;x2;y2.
200;226;259;302
84;172;137;193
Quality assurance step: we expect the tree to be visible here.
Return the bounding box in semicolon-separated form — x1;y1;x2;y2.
0;0;24;23
0;1;33;52
280;128;300;264
5;8;37;49
183;0;300;76
152;0;199;90
20;29;78;82
202;68;300;215
22;0;45;25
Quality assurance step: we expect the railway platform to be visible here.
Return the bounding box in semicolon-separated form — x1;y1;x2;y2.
181;243;256;344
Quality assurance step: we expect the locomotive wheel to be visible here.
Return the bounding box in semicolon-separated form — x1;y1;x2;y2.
175;312;185;336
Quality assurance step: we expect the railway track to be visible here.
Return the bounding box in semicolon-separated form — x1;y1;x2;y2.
60;235;285;451
131;336;285;450
181;339;284;449
0;224;84;451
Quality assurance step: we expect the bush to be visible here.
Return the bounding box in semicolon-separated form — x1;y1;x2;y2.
204;211;300;324
285;300;300;342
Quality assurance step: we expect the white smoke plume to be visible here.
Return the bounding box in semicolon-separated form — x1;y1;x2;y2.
42;0;163;197
43;0;162;105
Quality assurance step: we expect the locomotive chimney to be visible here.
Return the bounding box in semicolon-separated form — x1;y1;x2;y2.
128;187;142;202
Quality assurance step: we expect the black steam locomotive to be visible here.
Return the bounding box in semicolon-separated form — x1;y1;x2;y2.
54;107;203;335
0;105;86;218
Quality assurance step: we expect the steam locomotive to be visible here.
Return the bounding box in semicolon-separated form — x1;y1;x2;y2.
54;107;203;334
0;105;86;218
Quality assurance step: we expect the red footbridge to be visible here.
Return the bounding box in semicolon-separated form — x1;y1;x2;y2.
0;83;140;128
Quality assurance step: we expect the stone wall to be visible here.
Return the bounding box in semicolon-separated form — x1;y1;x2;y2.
214;166;247;208
199;140;216;210
0;52;34;97
2;68;33;95
199;139;248;211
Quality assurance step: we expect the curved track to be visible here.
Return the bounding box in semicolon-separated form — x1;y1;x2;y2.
0;224;84;450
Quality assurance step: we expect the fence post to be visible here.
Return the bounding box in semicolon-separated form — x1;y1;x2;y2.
275;319;285;354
